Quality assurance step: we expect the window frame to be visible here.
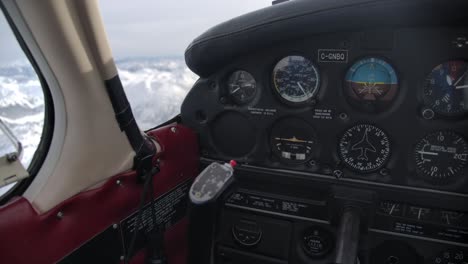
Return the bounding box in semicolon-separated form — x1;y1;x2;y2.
0;2;55;204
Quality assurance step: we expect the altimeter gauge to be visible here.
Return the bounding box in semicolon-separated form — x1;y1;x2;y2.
270;117;317;164
338;124;391;173
273;55;320;104
414;130;468;183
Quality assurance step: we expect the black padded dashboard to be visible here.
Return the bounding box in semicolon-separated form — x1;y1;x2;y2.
182;1;468;263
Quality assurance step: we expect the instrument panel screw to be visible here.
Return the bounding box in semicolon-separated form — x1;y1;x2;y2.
170;127;177;133
120;256;125;261
57;211;64;219
219;97;227;104
380;168;389;176
339;112;348;120
333;169;343;179
116;180;122;186
112;224;118;229
421;108;435;120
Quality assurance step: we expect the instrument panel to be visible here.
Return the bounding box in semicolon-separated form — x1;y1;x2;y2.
181;28;468;196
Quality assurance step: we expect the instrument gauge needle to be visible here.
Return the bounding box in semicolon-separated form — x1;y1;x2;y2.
455;84;468;89
417;151;439;156
230;86;241;94
297;82;307;96
453;69;468;86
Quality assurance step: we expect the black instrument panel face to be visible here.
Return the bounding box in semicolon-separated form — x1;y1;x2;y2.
181;28;468;195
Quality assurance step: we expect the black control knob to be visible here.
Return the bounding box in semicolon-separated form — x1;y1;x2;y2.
231;219;262;247
301;226;334;258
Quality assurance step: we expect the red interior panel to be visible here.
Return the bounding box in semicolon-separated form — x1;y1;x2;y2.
0;124;199;264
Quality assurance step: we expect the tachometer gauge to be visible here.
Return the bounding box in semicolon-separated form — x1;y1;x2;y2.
344;57;399;112
270;117;317;164
423;60;468;117
273;56;320;104
338;124;391;173
414;131;468;183
227;70;257;105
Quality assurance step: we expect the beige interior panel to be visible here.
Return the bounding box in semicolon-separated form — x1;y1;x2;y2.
8;0;136;212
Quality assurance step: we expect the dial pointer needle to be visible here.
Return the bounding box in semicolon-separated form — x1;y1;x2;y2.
297;82;307;96
455;84;468;89
417;151;439;156
453;69;468;86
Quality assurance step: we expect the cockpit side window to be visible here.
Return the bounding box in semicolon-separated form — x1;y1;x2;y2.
0;5;52;200
99;0;270;130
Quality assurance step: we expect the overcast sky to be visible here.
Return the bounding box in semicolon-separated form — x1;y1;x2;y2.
0;0;271;64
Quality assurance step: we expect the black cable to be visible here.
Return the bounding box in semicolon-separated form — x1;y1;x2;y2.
125;167;157;264
146;168;167;264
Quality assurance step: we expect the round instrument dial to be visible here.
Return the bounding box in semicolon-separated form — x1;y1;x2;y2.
301;226;334;258
270;117;317;164
344;57;399;112
423;60;468;117
430;249;468;264
227;70;257;104
414;131;468;183
273;56;320;104
338;124;391;173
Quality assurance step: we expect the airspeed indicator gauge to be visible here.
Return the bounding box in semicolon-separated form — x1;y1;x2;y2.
273;55;320;104
414;131;468;183
338;124;391;173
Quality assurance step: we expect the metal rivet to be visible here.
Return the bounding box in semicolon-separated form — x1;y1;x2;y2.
57;211;64;219
120;256;125;261
116;179;122;186
170;127;177;133
113;224;118;229
339;112;348;120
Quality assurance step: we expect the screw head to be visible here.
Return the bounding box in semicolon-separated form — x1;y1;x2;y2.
421;108;435;120
57;211;64;219
380;168;389;176
339;112;348;120
112;224;118;229
170;127;177;133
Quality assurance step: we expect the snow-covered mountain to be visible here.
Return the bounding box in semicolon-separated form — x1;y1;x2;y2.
0;57;197;195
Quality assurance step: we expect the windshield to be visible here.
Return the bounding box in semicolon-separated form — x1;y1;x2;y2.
100;0;271;130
